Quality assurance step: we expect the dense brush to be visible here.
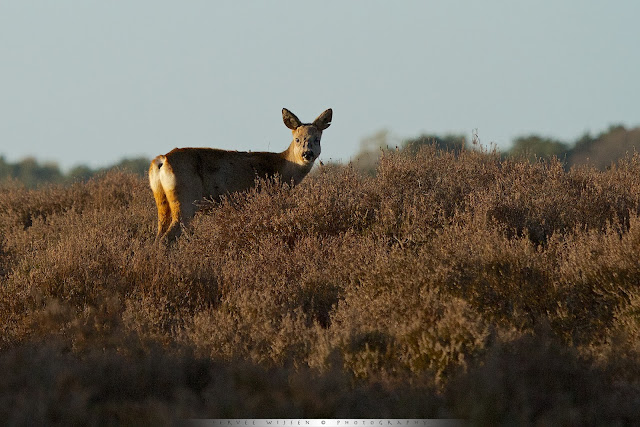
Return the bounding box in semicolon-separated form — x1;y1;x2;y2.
1;146;640;423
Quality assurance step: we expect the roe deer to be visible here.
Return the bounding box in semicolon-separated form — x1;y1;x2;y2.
148;108;332;242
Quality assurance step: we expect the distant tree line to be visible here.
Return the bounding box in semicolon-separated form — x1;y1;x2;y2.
350;130;468;175
0;156;150;188
509;124;640;169
3;124;639;187
352;124;640;174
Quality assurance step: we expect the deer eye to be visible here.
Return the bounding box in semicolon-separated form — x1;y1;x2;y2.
295;138;300;143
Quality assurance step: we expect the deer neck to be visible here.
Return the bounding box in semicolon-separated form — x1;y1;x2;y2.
279;143;313;185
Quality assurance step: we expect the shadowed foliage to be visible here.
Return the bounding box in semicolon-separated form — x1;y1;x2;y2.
1;146;640;423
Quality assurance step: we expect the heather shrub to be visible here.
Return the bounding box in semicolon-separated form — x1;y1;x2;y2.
1;146;640;422
447;332;636;425
477;158;638;245
550;216;640;344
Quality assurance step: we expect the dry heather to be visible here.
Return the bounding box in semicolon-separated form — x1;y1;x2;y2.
1;147;640;424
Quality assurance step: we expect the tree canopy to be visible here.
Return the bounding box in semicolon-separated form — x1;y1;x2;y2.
0;156;150;188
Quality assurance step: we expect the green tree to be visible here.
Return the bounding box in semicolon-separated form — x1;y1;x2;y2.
67;165;95;183
108;157;150;176
572;132;596;152
402;133;466;155
0;155;152;188
509;135;569;162
12;157;64;188
0;156;12;181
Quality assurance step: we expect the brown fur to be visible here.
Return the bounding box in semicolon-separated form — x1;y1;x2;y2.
149;108;332;242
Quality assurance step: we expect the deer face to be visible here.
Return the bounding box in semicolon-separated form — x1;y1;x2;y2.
283;108;332;165
292;125;322;163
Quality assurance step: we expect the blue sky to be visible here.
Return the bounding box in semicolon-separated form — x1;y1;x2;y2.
1;1;639;170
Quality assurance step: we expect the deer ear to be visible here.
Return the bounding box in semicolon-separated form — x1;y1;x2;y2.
282;108;302;130
312;108;332;130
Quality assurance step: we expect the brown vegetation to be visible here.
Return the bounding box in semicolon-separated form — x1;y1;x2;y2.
569;125;640;170
1;146;640;424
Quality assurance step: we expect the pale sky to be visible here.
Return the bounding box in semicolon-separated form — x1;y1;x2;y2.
1;1;639;170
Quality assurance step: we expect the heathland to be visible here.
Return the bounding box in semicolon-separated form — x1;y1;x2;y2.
1;145;640;424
